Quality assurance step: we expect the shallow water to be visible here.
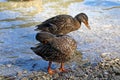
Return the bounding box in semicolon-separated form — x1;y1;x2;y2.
0;0;120;76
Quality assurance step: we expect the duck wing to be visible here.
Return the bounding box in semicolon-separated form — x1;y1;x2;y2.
36;15;76;35
31;43;61;61
50;36;77;55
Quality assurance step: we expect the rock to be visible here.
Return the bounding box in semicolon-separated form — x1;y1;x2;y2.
75;69;85;77
101;52;120;60
23;70;27;74
6;64;12;68
101;52;110;58
114;75;120;80
113;66;120;74
0;76;4;80
17;71;23;77
0;76;16;80
0;53;119;80
42;75;50;80
103;71;109;75
21;77;28;80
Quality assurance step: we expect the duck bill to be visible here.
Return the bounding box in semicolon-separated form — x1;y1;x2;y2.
85;22;91;30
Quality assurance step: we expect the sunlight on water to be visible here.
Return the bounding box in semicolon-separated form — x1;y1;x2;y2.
0;0;120;76
0;0;83;29
0;0;42;28
43;0;83;8
1;0;42;9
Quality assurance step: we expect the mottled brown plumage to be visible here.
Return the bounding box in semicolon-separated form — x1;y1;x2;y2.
31;32;77;74
31;32;77;63
35;13;90;36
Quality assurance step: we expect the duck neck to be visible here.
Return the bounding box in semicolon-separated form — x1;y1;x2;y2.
75;16;82;24
74;17;81;29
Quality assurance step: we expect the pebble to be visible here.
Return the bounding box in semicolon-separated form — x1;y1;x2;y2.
0;76;4;80
75;70;85;77
101;52;120;60
101;53;111;58
104;71;109;75
6;64;12;68
17;71;23;77
23;70;27;74
113;66;120;74
21;77;28;80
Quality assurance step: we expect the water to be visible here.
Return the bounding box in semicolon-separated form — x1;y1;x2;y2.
0;0;120;76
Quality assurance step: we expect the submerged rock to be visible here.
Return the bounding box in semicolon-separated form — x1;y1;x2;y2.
101;52;120;61
0;76;16;80
6;64;12;68
22;70;28;74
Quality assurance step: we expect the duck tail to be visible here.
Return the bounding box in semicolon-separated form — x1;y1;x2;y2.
31;47;41;55
31;47;37;53
35;24;50;31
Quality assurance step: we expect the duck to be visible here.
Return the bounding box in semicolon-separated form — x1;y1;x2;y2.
35;13;90;36
31;32;77;75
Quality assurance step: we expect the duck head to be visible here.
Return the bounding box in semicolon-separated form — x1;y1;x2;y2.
75;13;91;30
36;32;55;44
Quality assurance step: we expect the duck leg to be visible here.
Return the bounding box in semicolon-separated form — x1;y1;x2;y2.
48;61;56;75
59;63;68;72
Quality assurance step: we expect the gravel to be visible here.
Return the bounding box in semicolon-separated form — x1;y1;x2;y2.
0;52;120;80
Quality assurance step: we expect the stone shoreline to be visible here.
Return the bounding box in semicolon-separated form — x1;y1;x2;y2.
0;52;120;80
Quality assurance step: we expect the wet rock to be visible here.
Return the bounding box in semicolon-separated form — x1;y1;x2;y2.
21;77;28;80
103;71;109;75
0;54;120;80
52;73;59;78
0;76;4;80
17;71;23;77
0;76;16;80
6;64;12;68
101;52;120;60
98;57;120;80
113;66;120;74
114;75;120;80
23;70;27;74
75;69;85;77
100;52;120;77
101;52;110;58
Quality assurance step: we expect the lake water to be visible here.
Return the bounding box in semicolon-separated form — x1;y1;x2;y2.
0;0;120;76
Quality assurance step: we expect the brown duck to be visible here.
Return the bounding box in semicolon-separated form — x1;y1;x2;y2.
31;32;77;75
35;13;91;36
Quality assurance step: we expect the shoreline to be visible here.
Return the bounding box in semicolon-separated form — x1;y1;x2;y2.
0;52;120;80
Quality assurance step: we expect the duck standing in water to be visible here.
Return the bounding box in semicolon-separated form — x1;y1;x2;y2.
35;13;90;36
31;32;77;75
